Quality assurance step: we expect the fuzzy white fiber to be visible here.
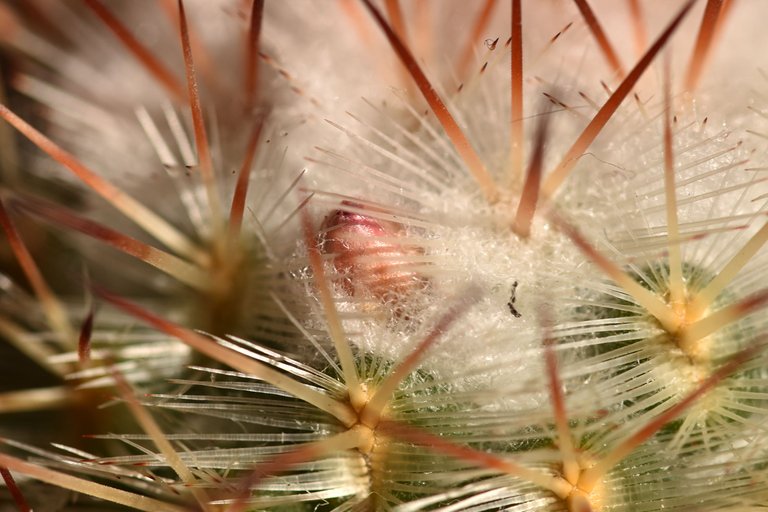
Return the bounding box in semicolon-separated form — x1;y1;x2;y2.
1;1;768;511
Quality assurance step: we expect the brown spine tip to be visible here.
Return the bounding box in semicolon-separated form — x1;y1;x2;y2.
542;0;696;197
573;0;625;79
0;467;31;512
684;0;725;93
508;0;524;184
228;117;264;238
360;0;499;204
0;3;20;43
512;108;549;238
244;0;265;110
177;0;220;224
78;306;95;365
83;0;186;101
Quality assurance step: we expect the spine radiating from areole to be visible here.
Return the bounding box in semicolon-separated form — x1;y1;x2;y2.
0;1;766;511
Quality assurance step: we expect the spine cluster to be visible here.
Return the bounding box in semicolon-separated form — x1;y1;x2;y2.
0;1;766;511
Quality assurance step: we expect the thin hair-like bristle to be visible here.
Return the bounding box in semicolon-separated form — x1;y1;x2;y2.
0;197;74;350
83;0;186;101
177;0;222;227
111;369;213;511
299;205;362;404
542;0;696;197
573;0;625;79
0;453;188;512
662;59;685;310
226;429;364;512
97;287;357;425
542;327;579;486
0;104;206;264
683;289;768;346
378;420;571;497
456;0;498;80
360;286;480;426
361;0;500;204
580;342;766;491
12;196;210;291
2;2;768;510
688;220;768;317
551;211;679;332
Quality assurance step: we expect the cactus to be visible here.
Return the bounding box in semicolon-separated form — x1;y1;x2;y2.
0;1;767;511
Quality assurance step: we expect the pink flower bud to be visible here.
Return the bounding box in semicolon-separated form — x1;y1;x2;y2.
320;205;426;313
